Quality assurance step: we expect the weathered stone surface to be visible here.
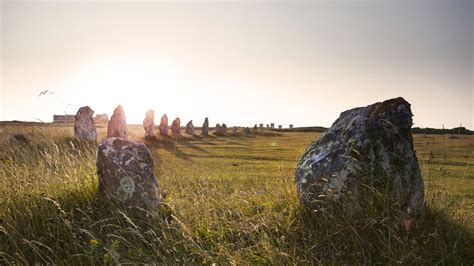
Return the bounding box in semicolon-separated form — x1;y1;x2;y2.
143;109;155;139
97;137;160;209
202;117;209;136
107;105;128;139
159;114;169;136
215;124;221;135
171;117;181;136
74;106;97;142
295;97;424;216
186;120;195;136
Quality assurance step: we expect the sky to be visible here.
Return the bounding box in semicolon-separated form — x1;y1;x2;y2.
1;0;473;128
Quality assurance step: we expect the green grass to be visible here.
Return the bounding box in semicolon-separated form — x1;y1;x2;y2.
0;123;473;264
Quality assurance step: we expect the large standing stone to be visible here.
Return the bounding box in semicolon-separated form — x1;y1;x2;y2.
171;117;181;136
74;106;97;142
202;117;209;136
186;120;195;136
159;114;169;136
143;109;155;139
295;97;424;216
97;137;161;210
107;105;127;139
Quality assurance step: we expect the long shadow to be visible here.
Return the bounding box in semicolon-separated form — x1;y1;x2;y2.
143;136;193;161
181;141;211;155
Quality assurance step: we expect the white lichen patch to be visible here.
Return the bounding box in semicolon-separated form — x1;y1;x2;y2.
117;176;136;200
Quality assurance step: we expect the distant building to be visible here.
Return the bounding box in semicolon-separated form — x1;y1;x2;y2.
94;113;109;124
53;115;75;123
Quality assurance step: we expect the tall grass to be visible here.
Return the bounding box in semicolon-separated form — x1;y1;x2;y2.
0;124;473;264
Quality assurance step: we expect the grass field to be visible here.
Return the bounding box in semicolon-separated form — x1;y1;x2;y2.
0;122;473;264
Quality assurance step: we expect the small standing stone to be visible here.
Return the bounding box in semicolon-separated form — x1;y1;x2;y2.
97;138;161;210
107;105;128;139
232;126;238;135
202;117;209;136
244;127;251;135
74;106;97;142
278;125;282;129
215;124;221;135
143;109;155;139
222;123;228;135
171;117;181;136
186;120;195;136
159;114;169;136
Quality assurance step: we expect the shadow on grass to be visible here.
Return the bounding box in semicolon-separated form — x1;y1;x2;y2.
276;205;474;264
143;136;193;161
0;189;208;264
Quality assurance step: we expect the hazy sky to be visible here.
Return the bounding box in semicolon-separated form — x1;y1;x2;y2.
1;0;473;128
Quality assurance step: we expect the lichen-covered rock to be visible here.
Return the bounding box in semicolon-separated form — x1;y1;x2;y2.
143;109;155;139
159;114;169;136
186;120;195;136
171;117;181;136
97;137;161;210
74;106;97;142
107;105;127;139
295;97;424;216
202;117;209;136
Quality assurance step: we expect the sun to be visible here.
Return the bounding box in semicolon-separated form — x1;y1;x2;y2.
58;58;183;123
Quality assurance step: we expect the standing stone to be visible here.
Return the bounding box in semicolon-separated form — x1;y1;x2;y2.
159;114;169;136
295;97;424;216
278;125;283;129
222;123;228;135
143;109;155;139
97;138;160;210
289;124;293;129
253;125;258;131
171;117;181;136
244;127;251;135
259;124;264;128
186;120;195;136
202;117;209;136
232;126;238;135
74;106;97;142
215;124;221;135
270;123;275;128
107;105;127;139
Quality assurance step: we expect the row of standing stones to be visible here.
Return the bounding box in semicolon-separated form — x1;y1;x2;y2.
74;98;424;225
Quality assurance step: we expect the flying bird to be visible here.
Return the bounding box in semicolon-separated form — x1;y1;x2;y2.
38;90;49;98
